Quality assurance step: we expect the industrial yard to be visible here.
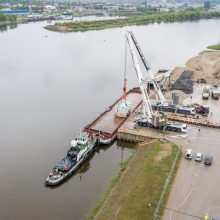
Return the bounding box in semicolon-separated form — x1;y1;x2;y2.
162;88;220;219
171;51;220;85
92;44;220;219
163;109;220;219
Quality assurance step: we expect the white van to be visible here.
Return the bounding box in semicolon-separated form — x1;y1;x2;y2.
185;149;193;160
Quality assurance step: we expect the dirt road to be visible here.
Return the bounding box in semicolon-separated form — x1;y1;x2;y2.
170;51;220;84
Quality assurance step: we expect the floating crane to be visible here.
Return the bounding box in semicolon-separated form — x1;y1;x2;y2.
126;31;187;133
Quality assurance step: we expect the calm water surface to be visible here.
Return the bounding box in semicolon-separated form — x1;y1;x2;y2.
0;19;220;220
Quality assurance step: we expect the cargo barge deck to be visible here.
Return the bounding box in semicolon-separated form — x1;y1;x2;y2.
84;88;142;144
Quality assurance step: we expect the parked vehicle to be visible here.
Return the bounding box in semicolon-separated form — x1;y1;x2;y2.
196;105;209;116
185;149;193;159
211;82;220;100
204;155;213;165
202;87;210;100
195;153;203;162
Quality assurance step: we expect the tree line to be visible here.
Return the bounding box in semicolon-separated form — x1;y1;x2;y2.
0;13;16;23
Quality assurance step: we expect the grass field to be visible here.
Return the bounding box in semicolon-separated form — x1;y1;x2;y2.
88;152;135;220
92;140;181;220
207;43;220;50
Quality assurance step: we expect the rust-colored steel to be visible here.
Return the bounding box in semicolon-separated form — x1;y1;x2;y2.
84;88;142;140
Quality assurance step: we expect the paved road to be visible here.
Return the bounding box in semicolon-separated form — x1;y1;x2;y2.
162;84;220;220
163;105;220;220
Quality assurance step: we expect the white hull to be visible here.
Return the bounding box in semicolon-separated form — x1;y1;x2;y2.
99;134;116;145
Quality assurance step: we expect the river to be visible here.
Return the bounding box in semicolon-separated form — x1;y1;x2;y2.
0;19;220;220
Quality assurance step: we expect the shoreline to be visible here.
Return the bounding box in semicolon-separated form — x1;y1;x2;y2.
89;48;220;219
44;11;220;33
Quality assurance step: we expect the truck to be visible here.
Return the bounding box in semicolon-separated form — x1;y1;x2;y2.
211;82;220;100
152;102;196;116
196;105;209;116
202;87;210;100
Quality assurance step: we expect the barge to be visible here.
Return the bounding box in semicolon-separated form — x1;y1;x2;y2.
84;88;142;145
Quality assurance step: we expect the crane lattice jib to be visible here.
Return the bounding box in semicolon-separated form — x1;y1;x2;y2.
129;31;166;104
126;33;153;120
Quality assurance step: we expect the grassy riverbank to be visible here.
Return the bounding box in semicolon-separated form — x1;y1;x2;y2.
0;13;16;24
45;10;220;32
207;43;220;50
89;151;135;220
90;140;181;220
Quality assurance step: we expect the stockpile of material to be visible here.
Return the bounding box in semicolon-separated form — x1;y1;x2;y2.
172;71;193;94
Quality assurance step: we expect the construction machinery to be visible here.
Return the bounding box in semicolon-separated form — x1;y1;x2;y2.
126;31;187;133
129;32;195;117
152;102;196;115
128;32;166;104
211;82;220;100
195;105;209;116
115;39;132;118
202;87;210;100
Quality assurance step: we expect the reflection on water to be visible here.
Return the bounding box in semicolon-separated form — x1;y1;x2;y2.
0;24;8;32
8;23;17;30
49;142;129;189
117;140;137;149
0;23;17;32
77;142;135;175
0;19;220;220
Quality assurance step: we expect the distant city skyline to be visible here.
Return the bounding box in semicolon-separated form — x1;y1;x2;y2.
1;0;220;5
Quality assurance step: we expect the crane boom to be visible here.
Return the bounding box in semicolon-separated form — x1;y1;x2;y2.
126;31;187;133
126;33;153;120
129;32;166;104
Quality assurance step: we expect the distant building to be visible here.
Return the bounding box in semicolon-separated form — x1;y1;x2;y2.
159;8;170;12
141;1;148;7
44;5;56;13
215;4;220;11
204;1;211;9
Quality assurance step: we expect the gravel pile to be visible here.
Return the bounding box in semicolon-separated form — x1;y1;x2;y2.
172;71;193;94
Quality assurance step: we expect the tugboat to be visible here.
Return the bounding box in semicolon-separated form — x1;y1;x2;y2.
46;130;97;186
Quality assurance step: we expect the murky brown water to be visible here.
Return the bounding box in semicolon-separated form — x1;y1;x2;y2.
0;19;220;220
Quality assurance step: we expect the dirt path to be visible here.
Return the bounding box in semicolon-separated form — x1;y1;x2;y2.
94;141;155;220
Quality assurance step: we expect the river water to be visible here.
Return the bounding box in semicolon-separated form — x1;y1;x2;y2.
0;19;220;220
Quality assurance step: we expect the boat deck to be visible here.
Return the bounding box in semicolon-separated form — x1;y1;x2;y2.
85;88;142;136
